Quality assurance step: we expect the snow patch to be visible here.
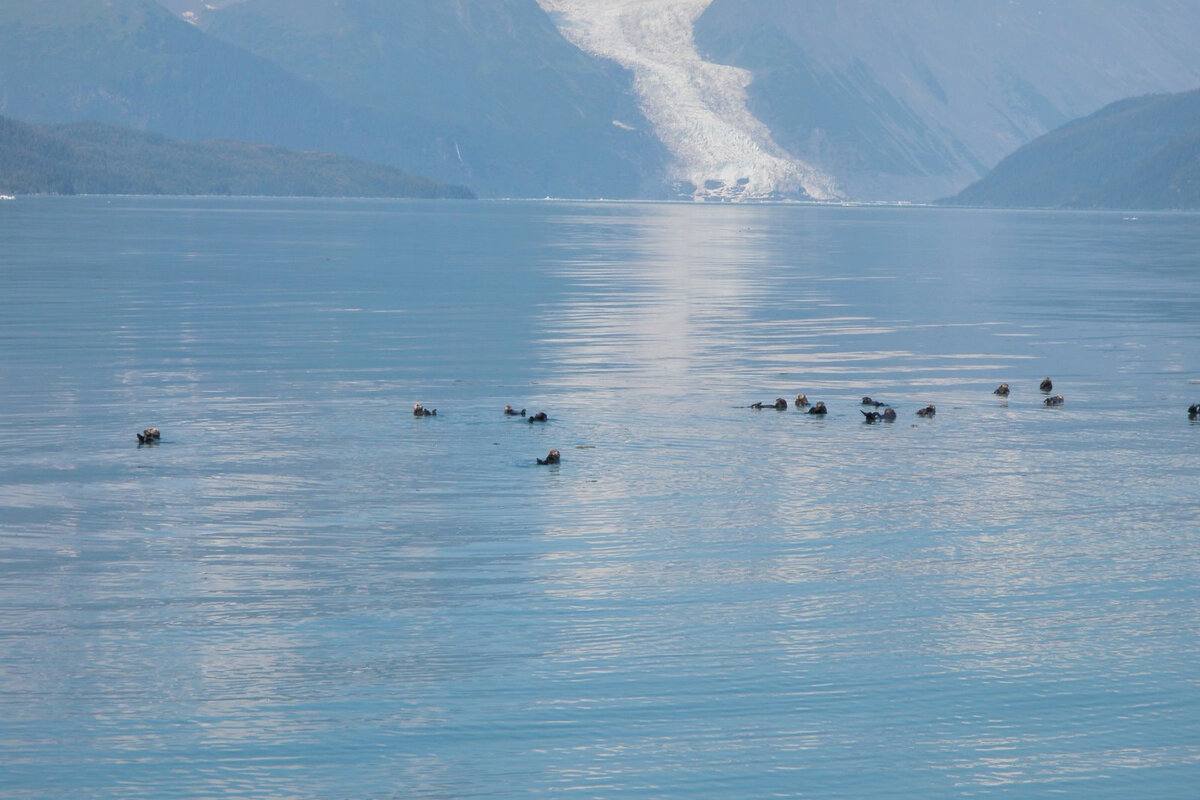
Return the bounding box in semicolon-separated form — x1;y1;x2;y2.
538;0;839;201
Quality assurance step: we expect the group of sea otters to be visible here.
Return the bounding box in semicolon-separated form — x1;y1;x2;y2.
138;378;1200;462
503;404;555;461
747;377;1066;425
411;402;554;464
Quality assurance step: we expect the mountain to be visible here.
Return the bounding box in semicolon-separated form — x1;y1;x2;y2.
693;0;1200;201
172;0;668;198
0;115;473;198
6;0;1200;201
0;0;461;185
943;89;1200;209
0;0;665;198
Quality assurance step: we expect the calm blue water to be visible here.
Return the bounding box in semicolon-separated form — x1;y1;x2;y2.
1;197;1198;799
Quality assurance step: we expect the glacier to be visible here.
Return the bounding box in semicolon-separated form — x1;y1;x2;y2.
537;0;840;202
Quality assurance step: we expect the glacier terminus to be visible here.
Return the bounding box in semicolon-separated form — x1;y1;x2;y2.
538;0;841;202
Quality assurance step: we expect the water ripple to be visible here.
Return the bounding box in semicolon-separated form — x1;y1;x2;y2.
2;199;1198;798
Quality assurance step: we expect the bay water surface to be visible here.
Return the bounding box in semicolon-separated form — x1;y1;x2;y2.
1;197;1198;798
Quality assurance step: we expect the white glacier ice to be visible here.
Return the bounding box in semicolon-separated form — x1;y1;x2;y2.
537;0;840;201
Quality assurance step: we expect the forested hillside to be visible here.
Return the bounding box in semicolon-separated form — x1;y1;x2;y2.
0;116;474;198
945;89;1200;209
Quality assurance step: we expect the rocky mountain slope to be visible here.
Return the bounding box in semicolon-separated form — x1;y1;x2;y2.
184;0;668;198
0;0;664;198
693;0;1200;201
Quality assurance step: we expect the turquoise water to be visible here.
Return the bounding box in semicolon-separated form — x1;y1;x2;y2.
1;197;1197;798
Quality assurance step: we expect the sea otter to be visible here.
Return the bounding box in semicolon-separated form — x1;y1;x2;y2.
861;410;883;423
136;427;160;444
808;401;828;415
1040;377;1053;392
537;449;561;465
916;405;936;417
794;393;810;407
882;407;897;422
1190;403;1200;419
861;397;885;407
413;403;436;416
528;411;548;423
1044;394;1064;407
751;398;788;410
504;405;527;417
993;383;1010;396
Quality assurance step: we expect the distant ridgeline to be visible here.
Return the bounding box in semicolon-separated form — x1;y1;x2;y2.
944;88;1200;210
0;116;474;198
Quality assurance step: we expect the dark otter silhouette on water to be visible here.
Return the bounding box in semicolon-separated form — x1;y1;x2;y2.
994;383;1010;396
1190;404;1200;419
861;397;885;407
136;428;160;444
808;401;828;415
504;405;526;417
750;398;787;410
862;407;897;423
1044;394;1065;407
1040;377;1054;392
916;405;936;417
537;449;560;465
413;403;436;417
794;393;810;408
528;411;549;423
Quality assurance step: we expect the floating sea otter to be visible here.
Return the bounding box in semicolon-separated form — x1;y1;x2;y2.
993;383;1010;396
882;407;897;422
916;405;936;417
528;411;549;423
861;410;883;423
413;403;436;416
537;449;560;465
794;393;810;408
1040;377;1053;392
504;405;526;417
1190;403;1200;419
136;427;160;444
1044;394;1065;406
808;401;828;415
751;398;787;410
861;397;885;407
